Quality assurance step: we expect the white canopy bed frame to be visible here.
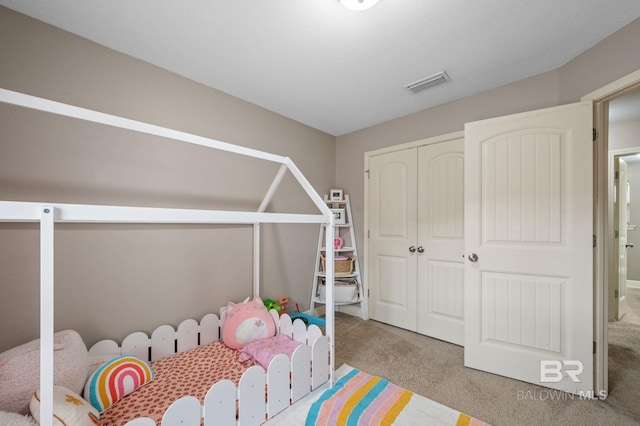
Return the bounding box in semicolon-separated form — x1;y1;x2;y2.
0;88;337;426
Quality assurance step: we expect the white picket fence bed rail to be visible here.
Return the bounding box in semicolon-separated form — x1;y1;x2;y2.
88;311;329;426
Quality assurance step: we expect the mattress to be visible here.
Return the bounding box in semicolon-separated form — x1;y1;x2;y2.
99;341;249;426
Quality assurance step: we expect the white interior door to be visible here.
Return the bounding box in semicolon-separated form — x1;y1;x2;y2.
464;101;593;394
615;158;629;320
368;148;418;331
417;139;465;345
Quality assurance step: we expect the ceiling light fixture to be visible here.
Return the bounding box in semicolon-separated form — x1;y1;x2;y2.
339;0;379;11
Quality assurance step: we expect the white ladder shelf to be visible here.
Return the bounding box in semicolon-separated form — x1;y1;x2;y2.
310;194;367;320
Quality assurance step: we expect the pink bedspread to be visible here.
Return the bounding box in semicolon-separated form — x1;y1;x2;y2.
99;341;249;426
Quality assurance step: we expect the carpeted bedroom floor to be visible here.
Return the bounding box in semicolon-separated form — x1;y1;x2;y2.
333;311;640;426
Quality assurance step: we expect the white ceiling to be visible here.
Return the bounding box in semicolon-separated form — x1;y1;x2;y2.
2;0;640;136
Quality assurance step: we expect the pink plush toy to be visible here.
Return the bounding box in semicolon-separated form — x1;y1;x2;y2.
334;237;344;249
222;296;276;349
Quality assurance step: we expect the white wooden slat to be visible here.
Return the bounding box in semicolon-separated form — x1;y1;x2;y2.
177;319;199;353
122;332;151;360
124;418;156;426
278;314;293;338
307;324;322;346
290;344;311;403
269;309;280;333
161;396;201;426
88;340;121;357
266;354;290;418
311;336;329;390
292;319;307;343
238;366;267;426
203;380;237;426
200;313;220;344
151;325;176;361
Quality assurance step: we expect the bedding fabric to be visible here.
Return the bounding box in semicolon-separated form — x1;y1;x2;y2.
238;334;302;369
98;341;250;426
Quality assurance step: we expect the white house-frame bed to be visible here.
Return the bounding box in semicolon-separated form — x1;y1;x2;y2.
0;88;337;426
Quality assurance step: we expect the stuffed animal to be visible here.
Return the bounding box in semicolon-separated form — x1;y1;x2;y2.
263;298;281;312
222;296;276;349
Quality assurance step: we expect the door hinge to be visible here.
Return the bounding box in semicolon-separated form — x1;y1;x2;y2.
615;230;619;239
615;289;619;298
593;341;597;354
593;235;597;248
593;128;598;141
615;171;620;179
367;229;370;238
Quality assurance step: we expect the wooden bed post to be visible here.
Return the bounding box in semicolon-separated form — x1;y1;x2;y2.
40;205;55;426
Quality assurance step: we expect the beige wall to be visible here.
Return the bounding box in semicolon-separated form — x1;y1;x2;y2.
336;18;640;278
3;5;640;353
0;7;336;352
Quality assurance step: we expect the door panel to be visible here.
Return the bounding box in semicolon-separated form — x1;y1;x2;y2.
417;139;465;344
368;149;417;330
465;102;593;393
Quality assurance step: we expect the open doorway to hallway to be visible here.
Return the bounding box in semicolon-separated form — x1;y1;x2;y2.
609;88;640;324
607;87;640;399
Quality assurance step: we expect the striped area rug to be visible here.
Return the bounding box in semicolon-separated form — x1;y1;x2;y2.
305;366;490;426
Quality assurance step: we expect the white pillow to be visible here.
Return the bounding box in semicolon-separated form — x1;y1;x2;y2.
0;330;89;414
30;386;99;426
0;411;37;426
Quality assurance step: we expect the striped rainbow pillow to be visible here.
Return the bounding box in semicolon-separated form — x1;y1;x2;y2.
84;355;154;413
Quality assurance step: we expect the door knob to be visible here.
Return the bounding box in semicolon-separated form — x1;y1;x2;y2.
627;243;635;248
409;246;416;253
417;246;425;253
468;253;479;262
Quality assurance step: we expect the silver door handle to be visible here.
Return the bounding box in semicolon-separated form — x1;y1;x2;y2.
409;246;416;253
417;246;425;253
627;243;634;248
468;253;479;262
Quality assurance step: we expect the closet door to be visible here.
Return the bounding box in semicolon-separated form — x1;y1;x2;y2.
417;138;465;345
368;148;418;331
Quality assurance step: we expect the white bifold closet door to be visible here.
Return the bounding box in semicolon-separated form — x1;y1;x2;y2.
368;137;465;345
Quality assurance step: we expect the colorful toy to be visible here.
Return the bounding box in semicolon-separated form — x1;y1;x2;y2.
289;303;326;327
263;298;281;312
277;296;290;314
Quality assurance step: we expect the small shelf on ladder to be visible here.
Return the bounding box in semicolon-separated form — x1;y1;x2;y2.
310;194;367;320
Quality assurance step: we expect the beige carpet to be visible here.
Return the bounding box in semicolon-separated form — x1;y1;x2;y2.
333;312;640;426
620;287;640;325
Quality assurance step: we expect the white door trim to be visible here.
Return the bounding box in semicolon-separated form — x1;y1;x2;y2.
582;68;640;397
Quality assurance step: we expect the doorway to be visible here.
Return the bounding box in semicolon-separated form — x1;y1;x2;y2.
584;69;640;394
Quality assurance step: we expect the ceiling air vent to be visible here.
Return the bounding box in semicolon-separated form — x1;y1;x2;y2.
404;71;451;94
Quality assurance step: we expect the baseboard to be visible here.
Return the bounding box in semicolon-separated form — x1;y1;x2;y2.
627;280;640;289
